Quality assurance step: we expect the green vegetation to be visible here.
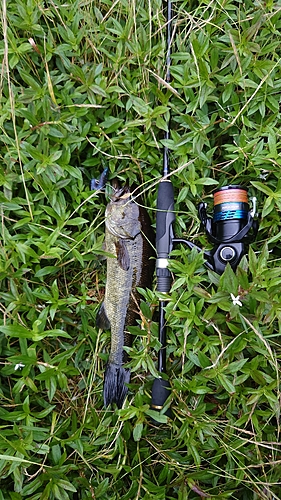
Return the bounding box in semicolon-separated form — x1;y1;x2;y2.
0;0;281;498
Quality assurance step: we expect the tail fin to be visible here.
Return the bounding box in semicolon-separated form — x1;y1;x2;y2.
103;363;130;408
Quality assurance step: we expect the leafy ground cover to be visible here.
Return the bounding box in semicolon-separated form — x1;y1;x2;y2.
1;0;281;498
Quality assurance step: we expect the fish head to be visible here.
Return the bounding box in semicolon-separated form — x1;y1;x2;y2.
105;185;141;239
111;183;131;202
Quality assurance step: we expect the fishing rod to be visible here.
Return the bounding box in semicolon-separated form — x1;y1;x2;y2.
151;3;258;417
151;0;174;415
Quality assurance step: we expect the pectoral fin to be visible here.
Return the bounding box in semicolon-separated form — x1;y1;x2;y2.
96;302;111;330
115;239;130;271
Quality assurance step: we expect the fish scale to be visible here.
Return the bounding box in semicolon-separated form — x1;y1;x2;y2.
105;234;142;365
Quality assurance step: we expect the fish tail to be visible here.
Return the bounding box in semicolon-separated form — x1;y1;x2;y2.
103;363;130;408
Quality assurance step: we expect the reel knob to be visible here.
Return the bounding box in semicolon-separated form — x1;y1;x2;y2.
219;246;236;262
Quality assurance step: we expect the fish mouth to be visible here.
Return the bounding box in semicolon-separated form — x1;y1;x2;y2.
111;183;131;202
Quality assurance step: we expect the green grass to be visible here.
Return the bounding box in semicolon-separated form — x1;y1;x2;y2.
0;0;281;498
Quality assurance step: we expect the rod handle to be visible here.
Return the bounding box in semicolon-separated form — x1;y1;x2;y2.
156;180;175;257
156;180;175;292
151;378;172;417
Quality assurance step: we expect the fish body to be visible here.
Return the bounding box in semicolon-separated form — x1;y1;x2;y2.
97;186;154;407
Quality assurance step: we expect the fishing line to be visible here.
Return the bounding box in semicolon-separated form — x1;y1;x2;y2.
129;158;196;200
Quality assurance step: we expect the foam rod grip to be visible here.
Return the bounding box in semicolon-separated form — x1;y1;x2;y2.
151;378;171;417
156;180;175;256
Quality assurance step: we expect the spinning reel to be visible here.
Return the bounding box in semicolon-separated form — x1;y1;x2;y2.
198;185;258;275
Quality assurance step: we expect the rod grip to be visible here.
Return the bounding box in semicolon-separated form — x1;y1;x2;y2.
156;180;175;257
156;180;175;292
151;378;171;416
156;270;172;293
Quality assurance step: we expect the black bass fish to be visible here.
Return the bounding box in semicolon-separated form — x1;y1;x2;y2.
96;186;154;408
